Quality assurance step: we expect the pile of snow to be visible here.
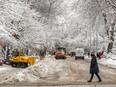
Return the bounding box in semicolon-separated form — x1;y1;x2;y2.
0;67;8;71
98;54;116;68
0;56;68;84
85;53;116;69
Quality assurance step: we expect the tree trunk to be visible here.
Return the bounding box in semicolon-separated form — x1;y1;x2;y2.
1;44;10;60
102;12;116;53
107;19;116;53
107;42;113;53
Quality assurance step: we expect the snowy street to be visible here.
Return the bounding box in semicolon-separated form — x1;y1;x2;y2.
0;0;116;86
0;85;116;87
0;56;116;86
0;65;23;82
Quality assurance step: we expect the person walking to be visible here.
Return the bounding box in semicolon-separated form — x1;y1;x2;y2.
88;52;102;82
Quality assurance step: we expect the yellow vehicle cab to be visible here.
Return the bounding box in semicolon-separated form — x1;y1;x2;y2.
10;56;36;68
10;50;36;68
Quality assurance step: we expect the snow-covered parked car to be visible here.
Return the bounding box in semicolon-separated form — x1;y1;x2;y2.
4;59;10;65
75;48;84;60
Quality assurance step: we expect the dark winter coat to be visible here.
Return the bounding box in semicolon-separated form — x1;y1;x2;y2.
90;56;99;74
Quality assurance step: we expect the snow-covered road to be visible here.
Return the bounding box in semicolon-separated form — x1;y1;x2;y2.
0;56;116;85
67;57;116;83
0;64;23;82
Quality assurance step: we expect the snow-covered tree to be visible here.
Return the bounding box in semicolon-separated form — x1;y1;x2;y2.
71;0;116;53
0;0;46;57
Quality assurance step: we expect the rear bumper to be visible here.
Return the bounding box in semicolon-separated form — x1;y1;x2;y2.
75;56;84;60
55;55;66;59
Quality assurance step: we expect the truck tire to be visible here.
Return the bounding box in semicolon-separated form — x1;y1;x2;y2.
16;63;21;68
25;63;28;67
75;56;77;60
21;63;26;68
83;57;84;60
11;63;16;67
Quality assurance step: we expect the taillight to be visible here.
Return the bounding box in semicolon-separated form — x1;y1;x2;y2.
57;53;62;56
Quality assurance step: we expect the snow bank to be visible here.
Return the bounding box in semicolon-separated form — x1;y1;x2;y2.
85;53;116;69
0;67;8;71
98;54;116;69
0;56;68;84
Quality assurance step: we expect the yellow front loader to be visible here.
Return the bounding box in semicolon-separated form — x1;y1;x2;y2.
10;56;36;68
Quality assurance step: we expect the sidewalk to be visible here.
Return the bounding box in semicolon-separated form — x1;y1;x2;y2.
0;85;116;87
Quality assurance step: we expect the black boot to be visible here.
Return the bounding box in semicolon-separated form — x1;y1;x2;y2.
98;80;102;82
95;73;102;82
88;73;94;82
87;80;92;82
